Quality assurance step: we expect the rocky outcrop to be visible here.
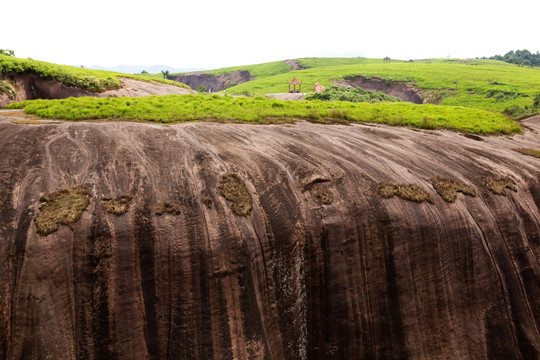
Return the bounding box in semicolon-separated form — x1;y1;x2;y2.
0;112;539;360
171;71;253;92
0;75;195;108
338;75;425;104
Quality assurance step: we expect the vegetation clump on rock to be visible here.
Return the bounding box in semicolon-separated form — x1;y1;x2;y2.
314;188;334;205
431;176;476;202
514;148;540;159
201;196;213;209
377;183;434;203
155;202;181;215
483;176;517;195
219;173;252;216
103;195;132;215
35;184;90;236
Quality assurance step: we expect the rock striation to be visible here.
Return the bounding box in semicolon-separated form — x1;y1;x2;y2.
0;112;539;359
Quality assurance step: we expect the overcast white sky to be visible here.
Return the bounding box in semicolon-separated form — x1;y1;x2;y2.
2;0;538;70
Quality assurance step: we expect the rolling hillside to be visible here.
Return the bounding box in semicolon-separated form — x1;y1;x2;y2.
0;55;193;107
189;57;540;118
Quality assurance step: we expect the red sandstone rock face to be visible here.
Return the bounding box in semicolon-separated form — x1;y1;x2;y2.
0;113;539;360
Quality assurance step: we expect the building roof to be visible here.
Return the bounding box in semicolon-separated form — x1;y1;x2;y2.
288;76;302;84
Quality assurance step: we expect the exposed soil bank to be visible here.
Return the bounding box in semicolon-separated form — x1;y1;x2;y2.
0;74;195;108
0;113;539;359
337;75;425;104
171;70;253;92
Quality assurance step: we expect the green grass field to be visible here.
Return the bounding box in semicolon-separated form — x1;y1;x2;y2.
207;58;540;118
8;94;521;134
0;55;190;92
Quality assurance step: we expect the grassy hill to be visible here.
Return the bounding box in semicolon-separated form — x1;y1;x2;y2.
200;57;540;118
6;56;538;134
0;55;190;93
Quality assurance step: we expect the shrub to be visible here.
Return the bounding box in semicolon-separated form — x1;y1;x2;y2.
305;85;401;103
0;80;14;98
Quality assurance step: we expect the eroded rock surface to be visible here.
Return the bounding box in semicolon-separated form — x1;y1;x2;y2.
0;114;539;360
171;71;253;92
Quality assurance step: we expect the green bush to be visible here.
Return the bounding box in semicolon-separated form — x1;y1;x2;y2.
305;85;401;103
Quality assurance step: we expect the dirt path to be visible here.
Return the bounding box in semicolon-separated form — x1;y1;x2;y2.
264;93;305;101
284;59;305;71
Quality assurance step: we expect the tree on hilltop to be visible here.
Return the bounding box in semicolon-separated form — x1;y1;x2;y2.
490;49;540;67
161;69;170;79
0;49;15;56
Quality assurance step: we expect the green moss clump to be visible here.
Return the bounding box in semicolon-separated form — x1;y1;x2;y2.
431;176;476;202
483;176;517;195
103;195;132;215
378;183;434;203
219;174;252;216
155;202;181;215
35;184;90;236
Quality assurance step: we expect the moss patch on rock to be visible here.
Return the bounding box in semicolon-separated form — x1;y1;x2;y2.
431;176;476;202
220;173;252;216
201;196;213;209
103;195;132;215
155;202;181;216
483;176;517;195
314;188;334;205
35;184;90;236
378;183;434;203
514;148;540;159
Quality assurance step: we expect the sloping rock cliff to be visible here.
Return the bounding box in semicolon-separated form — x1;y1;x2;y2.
0;112;539;360
0;75;195;108
171;71;253;92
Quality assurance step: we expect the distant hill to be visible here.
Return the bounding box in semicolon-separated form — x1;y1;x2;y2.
84;64;204;74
